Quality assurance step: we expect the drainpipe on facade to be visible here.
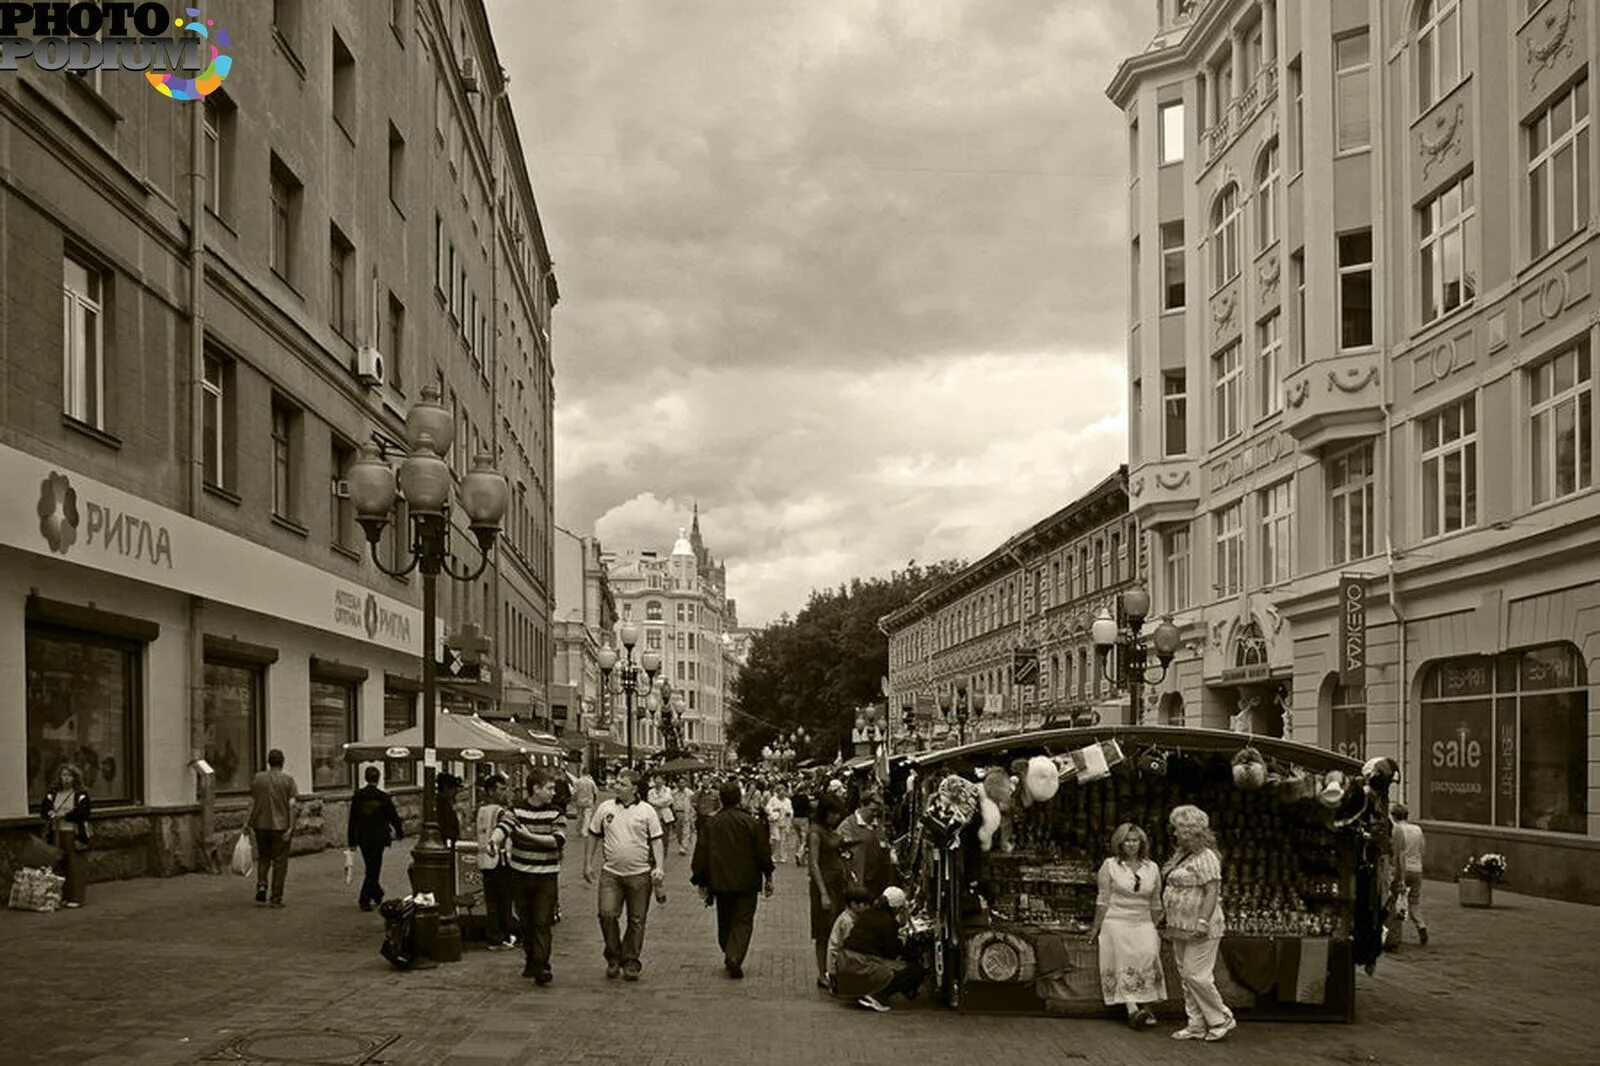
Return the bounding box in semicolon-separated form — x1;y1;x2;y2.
1383;398;1407;806
185;99;216;872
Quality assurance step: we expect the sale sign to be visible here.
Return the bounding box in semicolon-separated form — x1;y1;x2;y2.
1422;702;1492;825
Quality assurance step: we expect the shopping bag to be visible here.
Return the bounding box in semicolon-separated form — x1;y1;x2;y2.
230;832;255;878
20;834;62;869
8;867;65;912
344;849;354;885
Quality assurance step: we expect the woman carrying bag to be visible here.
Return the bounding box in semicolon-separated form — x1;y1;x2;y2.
40;764;92;908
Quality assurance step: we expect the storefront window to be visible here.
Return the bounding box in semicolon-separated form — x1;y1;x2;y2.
310;679;356;791
1421;644;1587;833
384;688;417;786
26;627;138;805
1330;683;1366;762
203;660;262;793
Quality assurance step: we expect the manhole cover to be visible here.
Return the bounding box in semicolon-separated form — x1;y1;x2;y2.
202;1031;397;1065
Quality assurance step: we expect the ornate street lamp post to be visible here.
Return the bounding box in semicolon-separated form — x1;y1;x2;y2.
596;624;660;770
1091;588;1181;725
347;384;508;965
937;681;986;746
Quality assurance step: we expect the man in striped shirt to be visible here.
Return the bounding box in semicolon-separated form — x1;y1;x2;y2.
493;767;566;984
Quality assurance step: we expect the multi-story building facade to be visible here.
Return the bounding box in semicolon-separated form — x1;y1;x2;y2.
883;469;1139;746
601;510;734;760
0;0;557;885
1110;0;1598;901
551;526;616;749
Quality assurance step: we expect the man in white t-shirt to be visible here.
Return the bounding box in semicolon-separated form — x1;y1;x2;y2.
583;770;665;980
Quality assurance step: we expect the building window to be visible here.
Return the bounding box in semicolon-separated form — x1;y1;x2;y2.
1289;59;1304;174
309;678;356;791
1527;77;1590;259
201;351;234;489
26;625;139;805
272;0;301;57
1328;441;1376;564
1158;100;1184;164
646;630;662;651
676;660;686;682
1128;117;1139;174
62;251;106;430
676;603;686;623
1420;172;1476;324
269;156;300;283
1420;645;1587;833
203;659;263;794
1129;237;1140;318
1416;0;1462;114
329;226;353;337
271;397;299;521
1259;479;1293;585
1335;31;1371;153
386;293;405;391
1420;395;1478;537
1161;223;1185;311
1213;502;1243;597
1529;341;1593;504
1329;682;1366;761
388;123;406;209
331;31;356;135
1255;139;1279;252
1257;311;1282;418
1290;250;1307;364
1162;525;1191;612
202;94;235;219
330;437;356;550
646;600;663;621
383;688;416;786
1211;183;1241;289
1212;342;1243;444
434;214;445;293
1337;230;1373;349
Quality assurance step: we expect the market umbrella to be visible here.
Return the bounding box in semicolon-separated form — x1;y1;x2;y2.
654;755;714;775
341;711;563;767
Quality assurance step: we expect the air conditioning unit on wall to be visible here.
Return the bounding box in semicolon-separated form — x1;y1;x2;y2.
354;345;385;387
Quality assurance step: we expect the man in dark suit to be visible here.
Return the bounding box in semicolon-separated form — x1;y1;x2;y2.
347;765;405;911
690;780;774;979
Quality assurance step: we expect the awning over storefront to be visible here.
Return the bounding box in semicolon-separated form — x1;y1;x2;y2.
342;711;563;768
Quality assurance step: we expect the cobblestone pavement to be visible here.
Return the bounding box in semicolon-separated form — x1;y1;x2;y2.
1;841;1594;1066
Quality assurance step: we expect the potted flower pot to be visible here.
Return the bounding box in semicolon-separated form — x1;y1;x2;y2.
1458;877;1493;908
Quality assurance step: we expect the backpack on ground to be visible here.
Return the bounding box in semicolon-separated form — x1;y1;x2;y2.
379;897;418;969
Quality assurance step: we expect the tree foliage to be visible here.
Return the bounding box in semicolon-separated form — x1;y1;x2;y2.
730;559;965;764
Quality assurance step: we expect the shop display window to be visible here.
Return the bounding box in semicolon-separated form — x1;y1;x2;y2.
1420;644;1587;833
310;679;357;790
25;626;139;805
203;660;262;793
384;688;417;786
1329;683;1366;763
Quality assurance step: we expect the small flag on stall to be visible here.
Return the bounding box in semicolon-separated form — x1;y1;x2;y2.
1275;936;1330;1004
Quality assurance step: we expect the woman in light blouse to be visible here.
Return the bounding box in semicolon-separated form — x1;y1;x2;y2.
1161;804;1235;1042
1087;823;1166;1028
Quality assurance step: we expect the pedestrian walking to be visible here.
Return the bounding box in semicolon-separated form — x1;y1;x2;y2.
475;773;516;948
39;764;92;909
435;772;463;850
646;776;677;860
1161;804;1235;1042
690;780;775;979
347;766;404;912
583;769;665;981
670;781;694;856
834;886;925;1012
246;749;298;908
1390;804;1430;947
789;784;812;866
571;766;598;843
808;794;850;988
497;768;566;984
1088;823;1165;1029
765;788;793;863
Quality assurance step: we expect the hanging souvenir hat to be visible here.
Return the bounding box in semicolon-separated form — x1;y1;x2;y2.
1362;756;1400;795
1024;755;1059;803
1280;767;1317;803
976;792;1002;851
1318;769;1350;808
1138;747;1168;777
1232;746;1267;790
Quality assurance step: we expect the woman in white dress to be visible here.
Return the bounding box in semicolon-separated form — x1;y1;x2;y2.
1088;822;1166;1029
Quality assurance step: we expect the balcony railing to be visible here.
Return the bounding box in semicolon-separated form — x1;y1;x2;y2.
1204;68;1278;166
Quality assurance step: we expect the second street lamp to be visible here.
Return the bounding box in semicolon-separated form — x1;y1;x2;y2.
938;682;986;746
596;624;659;770
347;384;508;965
1091;587;1181;725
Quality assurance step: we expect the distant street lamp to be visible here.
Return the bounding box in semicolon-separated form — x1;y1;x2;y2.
938;681;985;746
347;383;508;965
645;679;688;757
901;702;921;752
1091;588;1181;725
762;726;807;768
596;623;660;769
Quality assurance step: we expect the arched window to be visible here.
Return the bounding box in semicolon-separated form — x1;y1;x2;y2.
1255;139;1279;252
1416;0;1461;113
645;600;662;621
1211;183;1241;289
1159;691;1185;726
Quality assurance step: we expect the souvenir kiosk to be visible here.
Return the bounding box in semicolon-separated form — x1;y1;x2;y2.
900;726;1391;1022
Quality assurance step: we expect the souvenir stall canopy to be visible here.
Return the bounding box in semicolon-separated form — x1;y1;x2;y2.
341;710;564;769
899;726;1394;1022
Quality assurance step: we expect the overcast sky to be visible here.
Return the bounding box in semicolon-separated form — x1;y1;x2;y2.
492;1;1153;626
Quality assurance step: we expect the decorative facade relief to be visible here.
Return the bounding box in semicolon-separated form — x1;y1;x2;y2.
1419;103;1465;180
1328;365;1380;393
1526;0;1577;90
